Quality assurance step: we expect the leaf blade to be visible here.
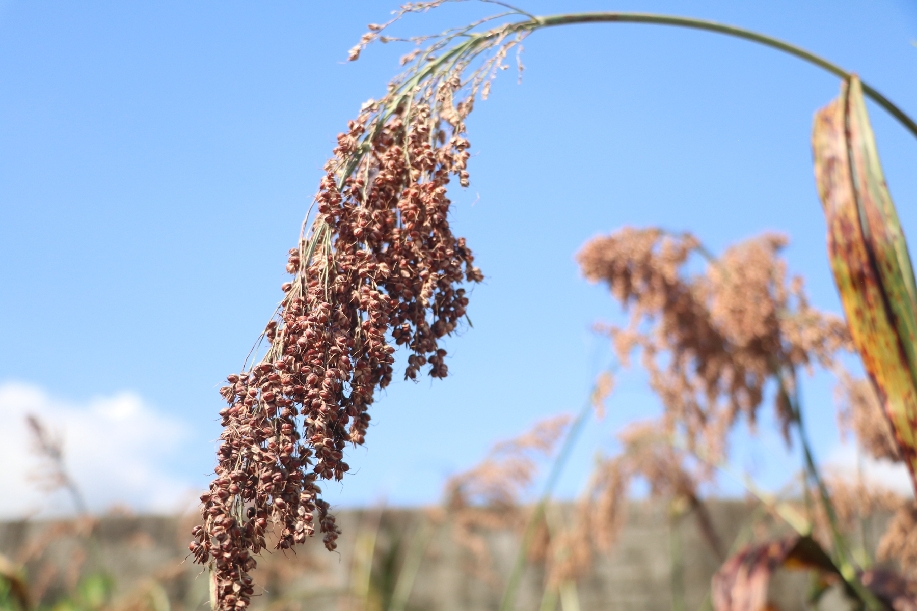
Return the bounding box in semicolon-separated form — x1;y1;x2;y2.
813;78;917;492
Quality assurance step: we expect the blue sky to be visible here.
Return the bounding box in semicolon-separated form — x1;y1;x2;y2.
1;0;915;515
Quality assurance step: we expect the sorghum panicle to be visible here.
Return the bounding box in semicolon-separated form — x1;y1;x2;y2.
577;228;850;461
190;99;481;610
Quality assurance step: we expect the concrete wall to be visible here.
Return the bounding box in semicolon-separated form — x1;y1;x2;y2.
0;502;885;611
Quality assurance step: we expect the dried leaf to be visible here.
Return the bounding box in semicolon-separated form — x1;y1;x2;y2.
0;553;31;611
711;536;837;611
859;569;917;611
813;75;917;493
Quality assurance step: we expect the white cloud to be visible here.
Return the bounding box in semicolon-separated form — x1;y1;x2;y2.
0;381;198;518
824;441;914;497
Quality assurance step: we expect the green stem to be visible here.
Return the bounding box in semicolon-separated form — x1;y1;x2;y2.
558;581;581;611
508;12;917;141
345;12;917;210
669;506;687;611
538;586;559;611
387;519;434;611
350;508;385;611
497;368;614;611
675;423;883;610
672;436;810;535
778;369;885;611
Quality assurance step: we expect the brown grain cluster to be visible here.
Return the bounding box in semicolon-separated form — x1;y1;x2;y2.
446;414;571;511
836;373;903;462
190;93;481;610
190;7;537;602
577;228;851;462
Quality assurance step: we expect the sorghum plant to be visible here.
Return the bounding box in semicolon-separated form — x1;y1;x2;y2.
190;8;505;608
577;229;850;463
574;228;917;608
192;3;917;609
554;229;851;587
450;230;916;609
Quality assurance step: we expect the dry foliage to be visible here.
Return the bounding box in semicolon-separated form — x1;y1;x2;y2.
711;536;837;611
821;478;904;533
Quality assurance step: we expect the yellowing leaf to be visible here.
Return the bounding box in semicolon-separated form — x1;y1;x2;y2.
813;76;917;493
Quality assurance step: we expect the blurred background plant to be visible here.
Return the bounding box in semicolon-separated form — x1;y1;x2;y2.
6;220;917;611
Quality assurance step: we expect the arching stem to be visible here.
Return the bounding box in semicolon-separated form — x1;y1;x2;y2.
507;12;917;141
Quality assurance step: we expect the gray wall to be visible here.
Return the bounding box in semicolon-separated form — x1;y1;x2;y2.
0;502;880;611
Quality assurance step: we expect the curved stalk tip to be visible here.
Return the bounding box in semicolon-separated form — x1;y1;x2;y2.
510;12;917;142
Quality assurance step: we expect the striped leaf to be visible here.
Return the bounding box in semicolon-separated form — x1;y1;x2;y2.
813;76;917;492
